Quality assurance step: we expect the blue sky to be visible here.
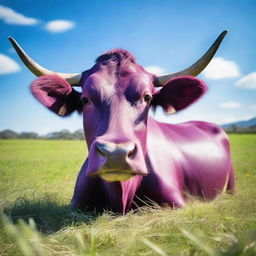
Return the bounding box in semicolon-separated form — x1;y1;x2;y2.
0;0;255;134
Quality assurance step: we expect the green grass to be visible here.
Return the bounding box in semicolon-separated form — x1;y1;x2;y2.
0;135;256;255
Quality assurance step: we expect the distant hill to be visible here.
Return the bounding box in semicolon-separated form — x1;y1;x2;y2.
221;117;256;129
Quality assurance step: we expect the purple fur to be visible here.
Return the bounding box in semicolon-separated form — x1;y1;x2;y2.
96;49;136;63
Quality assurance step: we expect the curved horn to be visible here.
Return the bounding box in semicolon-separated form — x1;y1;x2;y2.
155;30;228;86
8;37;82;86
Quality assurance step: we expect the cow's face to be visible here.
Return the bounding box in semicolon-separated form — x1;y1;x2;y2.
80;52;156;181
29;50;207;182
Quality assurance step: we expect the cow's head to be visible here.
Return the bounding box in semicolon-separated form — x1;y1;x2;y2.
9;31;227;182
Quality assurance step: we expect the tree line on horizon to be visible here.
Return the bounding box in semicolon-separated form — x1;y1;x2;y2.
0;129;85;140
0;125;256;140
223;124;256;134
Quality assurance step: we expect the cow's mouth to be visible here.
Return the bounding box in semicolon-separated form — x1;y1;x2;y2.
99;171;136;182
86;140;149;181
91;169;144;182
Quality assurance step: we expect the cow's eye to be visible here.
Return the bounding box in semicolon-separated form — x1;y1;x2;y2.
81;97;90;105
143;94;152;103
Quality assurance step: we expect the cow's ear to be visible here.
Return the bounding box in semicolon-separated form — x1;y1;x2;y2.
152;76;207;113
30;75;83;117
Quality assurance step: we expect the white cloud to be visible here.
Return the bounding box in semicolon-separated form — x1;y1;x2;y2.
202;57;240;79
250;104;256;110
219;101;241;109
45;20;75;33
0;5;39;25
145;65;166;75
235;72;256;90
0;54;21;75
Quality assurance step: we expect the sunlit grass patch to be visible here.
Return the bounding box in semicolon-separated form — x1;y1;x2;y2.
0;135;256;255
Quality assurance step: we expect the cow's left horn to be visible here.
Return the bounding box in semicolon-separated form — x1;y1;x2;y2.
8;37;82;86
155;30;228;86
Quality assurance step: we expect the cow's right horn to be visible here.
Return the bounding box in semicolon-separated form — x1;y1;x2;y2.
8;37;82;86
155;30;228;86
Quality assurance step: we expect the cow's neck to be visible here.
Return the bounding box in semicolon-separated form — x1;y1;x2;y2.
103;175;143;214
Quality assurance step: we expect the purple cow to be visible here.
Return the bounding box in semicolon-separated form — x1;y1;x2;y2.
10;31;235;214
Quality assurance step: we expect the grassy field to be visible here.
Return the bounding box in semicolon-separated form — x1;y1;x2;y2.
0;135;256;256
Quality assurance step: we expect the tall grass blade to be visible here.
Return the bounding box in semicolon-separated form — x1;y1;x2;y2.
89;230;96;256
180;228;218;256
1;213;34;256
75;231;87;255
0;212;47;256
141;237;168;256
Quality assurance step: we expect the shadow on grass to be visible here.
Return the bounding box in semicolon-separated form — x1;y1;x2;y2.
2;194;100;234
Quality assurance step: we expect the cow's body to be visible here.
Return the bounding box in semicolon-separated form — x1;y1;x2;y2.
9;31;235;214
71;118;234;213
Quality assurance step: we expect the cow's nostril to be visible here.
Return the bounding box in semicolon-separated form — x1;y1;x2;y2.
127;145;136;158
95;142;136;159
96;144;107;157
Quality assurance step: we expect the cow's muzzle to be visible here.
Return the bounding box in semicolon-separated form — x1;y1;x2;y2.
87;141;146;182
